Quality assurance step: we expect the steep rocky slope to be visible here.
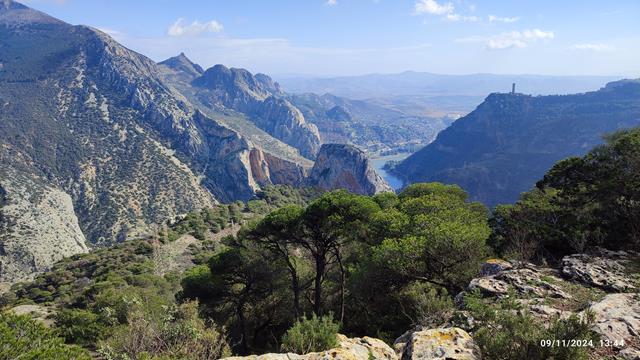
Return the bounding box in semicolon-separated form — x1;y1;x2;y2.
0;0;312;281
0;167;88;283
394;79;640;206
306;144;391;195
160;59;322;159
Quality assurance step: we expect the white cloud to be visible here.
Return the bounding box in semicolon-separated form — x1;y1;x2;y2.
522;29;554;40
570;43;614;52
445;14;479;22
488;15;519;23
414;0;454;15
457;29;554;50
167;18;223;37
325;0;338;5
414;0;478;22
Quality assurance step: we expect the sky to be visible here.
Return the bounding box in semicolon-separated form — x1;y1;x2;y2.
21;0;640;77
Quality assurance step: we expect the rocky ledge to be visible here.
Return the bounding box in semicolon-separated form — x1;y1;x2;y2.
459;247;640;359
221;334;396;360
305;144;392;195
223;328;480;360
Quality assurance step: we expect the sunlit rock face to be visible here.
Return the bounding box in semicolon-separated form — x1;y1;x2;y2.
306;144;392;195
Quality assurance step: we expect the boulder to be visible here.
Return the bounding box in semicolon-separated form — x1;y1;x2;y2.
561;249;637;292
393;327;480;360
467;264;569;299
222;334;398;360
526;303;573;320
479;259;512;277
588;293;640;350
497;268;570;299
467;277;509;296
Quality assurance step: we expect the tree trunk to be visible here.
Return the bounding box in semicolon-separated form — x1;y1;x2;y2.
335;248;346;323
290;266;301;318
313;254;325;316
237;301;248;353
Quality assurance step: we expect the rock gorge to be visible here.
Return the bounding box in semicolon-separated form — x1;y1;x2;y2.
0;0;388;282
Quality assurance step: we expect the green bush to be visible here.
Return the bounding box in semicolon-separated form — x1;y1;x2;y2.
281;314;340;354
398;282;453;328
55;308;106;347
491;128;640;262
98;301;230;360
0;311;91;360
465;291;598;360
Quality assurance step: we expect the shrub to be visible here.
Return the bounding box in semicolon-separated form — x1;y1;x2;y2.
465;291;598;360
398;282;453;328
0;311;90;359
281;314;340;354
55;308;106;347
98;301;230;360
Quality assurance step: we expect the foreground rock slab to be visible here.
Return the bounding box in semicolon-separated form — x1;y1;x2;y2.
588;293;640;350
561;248;638;292
221;334;397;360
394;327;480;360
467;261;569;299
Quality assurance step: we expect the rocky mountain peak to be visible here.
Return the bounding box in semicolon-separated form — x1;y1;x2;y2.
394;82;640;206
192;64;274;100
0;0;64;25
602;78;640;95
159;52;204;79
255;73;283;95
1;0;21;10
306;144;392;195
188;64;321;159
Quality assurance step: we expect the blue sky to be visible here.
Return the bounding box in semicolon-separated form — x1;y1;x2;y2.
22;0;640;77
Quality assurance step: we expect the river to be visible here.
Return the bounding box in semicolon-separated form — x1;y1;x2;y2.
370;153;411;190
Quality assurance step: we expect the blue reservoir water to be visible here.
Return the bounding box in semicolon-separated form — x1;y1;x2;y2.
371;153;411;190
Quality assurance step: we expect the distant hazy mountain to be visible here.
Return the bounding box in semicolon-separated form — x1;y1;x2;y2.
394;79;640;207
288;93;449;155
277;72;620;99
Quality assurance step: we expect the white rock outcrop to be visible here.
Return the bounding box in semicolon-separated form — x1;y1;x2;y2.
0;168;89;284
221;334;398;360
306;144;392;195
562;248;637;292
393;327;480;360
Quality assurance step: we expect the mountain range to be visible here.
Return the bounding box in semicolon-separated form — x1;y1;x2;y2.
394;78;640;206
0;0;395;282
277;71;621;99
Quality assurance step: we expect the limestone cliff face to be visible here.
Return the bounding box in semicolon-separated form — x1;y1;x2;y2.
191;64;321;159
0;0;313;280
306;144;392;195
394;80;640;206
0;167;89;283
